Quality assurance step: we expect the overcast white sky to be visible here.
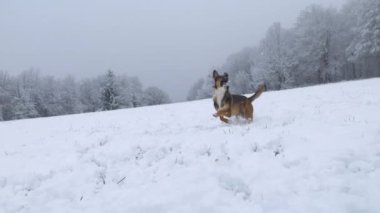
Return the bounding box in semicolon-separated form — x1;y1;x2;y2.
0;0;346;101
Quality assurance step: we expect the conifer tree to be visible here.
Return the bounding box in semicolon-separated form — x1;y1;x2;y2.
101;70;119;111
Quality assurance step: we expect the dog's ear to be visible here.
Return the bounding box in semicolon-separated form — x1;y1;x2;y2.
223;73;229;81
213;70;219;79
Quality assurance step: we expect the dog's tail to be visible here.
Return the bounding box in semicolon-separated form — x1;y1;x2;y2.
248;83;266;102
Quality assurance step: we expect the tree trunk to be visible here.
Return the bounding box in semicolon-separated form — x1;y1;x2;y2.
352;63;357;79
378;53;380;76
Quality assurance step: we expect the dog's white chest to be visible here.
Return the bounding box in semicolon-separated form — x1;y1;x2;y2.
214;86;227;108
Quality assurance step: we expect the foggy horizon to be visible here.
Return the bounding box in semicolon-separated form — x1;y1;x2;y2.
1;0;346;101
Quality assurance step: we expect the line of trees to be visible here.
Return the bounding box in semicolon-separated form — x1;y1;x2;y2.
0;69;170;121
188;0;380;100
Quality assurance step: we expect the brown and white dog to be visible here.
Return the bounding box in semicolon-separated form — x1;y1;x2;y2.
212;70;265;123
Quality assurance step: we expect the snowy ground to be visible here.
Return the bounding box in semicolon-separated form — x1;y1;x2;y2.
1;79;380;213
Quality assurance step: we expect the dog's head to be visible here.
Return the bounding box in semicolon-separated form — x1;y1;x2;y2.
212;70;228;89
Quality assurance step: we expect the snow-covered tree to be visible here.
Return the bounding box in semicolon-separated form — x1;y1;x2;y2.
293;5;342;85
13;84;38;119
345;0;380;78
9;69;42;119
128;77;144;107
0;71;12;120
142;86;171;106
117;75;134;108
187;78;204;101
256;23;296;89
347;0;380;60
100;70;119;111
79;77;102;112
195;72;214;100
117;75;144;108
232;70;255;94
222;48;255;94
59;76;80;114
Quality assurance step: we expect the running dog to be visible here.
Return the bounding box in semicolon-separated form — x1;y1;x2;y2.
212;70;265;123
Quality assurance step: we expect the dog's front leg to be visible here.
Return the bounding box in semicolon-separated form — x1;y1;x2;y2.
213;107;230;123
213;107;229;117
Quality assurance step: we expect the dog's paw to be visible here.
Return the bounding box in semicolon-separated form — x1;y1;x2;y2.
212;113;218;117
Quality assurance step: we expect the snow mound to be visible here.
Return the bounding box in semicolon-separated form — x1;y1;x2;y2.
1;79;380;213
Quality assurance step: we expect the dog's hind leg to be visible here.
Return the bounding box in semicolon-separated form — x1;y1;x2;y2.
244;102;254;122
219;116;229;123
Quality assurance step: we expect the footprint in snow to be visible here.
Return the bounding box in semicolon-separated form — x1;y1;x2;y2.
219;175;251;200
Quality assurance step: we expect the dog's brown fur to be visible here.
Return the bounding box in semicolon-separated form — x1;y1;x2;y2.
212;70;265;123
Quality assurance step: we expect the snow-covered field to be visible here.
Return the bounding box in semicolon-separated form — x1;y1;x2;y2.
1;79;380;213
